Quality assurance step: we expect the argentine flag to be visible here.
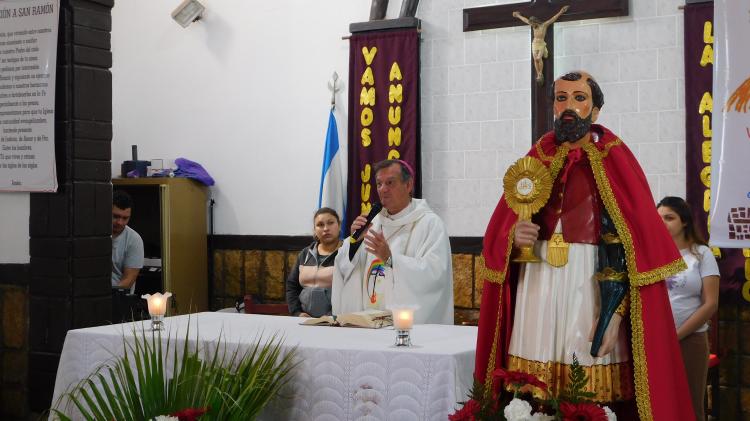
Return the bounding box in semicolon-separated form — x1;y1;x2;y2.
318;110;346;236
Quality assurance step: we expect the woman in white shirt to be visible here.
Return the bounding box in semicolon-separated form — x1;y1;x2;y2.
657;196;720;421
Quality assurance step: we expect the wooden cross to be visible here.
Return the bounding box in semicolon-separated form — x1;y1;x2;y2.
463;0;628;142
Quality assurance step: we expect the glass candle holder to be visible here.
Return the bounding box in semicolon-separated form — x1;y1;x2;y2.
389;305;417;347
142;292;172;330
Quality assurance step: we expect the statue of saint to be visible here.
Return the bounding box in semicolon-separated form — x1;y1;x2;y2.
512;5;569;84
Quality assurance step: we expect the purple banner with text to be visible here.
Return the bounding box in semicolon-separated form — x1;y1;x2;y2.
346;29;421;231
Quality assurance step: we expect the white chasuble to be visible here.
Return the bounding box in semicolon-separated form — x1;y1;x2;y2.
332;199;454;325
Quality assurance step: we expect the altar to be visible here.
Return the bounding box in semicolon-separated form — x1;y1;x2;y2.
50;312;477;420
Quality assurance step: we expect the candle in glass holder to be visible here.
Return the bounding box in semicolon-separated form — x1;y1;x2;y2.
393;308;415;330
142;292;172;316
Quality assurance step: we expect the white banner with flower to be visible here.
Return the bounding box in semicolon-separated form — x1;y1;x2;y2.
710;0;750;247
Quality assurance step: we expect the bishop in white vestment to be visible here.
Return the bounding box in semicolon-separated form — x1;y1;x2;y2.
332;160;454;325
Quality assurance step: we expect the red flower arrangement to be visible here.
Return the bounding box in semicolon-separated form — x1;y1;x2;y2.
492;367;548;391
450;355;616;421
448;398;481;421
170;407;210;421
559;402;607;421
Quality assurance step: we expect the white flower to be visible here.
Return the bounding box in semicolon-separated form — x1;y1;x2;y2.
530;413;555;421
602;405;617;421
504;398;533;421
152;416;179;421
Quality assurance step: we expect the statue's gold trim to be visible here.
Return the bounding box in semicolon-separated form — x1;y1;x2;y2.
595;267;627;282
601;232;622;244
630;288;653;420
481;223;517;394
616;292;630;317
582;142;687;287
546;233;569;267
506;355;634;403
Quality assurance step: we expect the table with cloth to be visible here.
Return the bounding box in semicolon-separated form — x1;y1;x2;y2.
50;312;477;420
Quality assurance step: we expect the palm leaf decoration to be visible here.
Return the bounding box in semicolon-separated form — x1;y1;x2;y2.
52;319;297;421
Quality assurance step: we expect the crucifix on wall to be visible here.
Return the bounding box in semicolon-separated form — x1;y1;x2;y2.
463;0;629;142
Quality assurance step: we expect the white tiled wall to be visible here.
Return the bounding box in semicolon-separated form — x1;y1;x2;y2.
419;0;687;236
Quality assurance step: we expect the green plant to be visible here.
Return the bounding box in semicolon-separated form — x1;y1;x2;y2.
53;321;297;421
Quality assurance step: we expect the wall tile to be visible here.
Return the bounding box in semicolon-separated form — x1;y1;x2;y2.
423;180;449;208
595;113;620;136
580;53;620;83
466;92;498;121
422;66;449;96
422;123;450;152
620;112;659;144
422;179;448;210
598;82;638;113
450;122;481;151
637;16;677;49
513;119;532;149
449;9;464;35
658;47;683;79
632;0;657;18
619;49;658;81
659;174;686;199
554;55;582;76
448;180;481;207
465;151;498;179
434;94;465;123
513;60;532;90
599;22;638;52
498;90;531;120
421;39;434;68
481;62;514;92
563;25;600;55
639;79;677;111
450;65;481;94
480;120;514;151
497;30;529;61
480;179;503;207
434;37;465;67
658;110;686;142
656;0;683;17
422;95;434;124
639;142;680;174
466;34;497;64
433;151;465;179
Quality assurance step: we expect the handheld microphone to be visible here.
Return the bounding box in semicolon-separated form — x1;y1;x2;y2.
349;202;383;243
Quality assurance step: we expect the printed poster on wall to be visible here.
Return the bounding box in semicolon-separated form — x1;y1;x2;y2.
0;0;59;192
710;0;750;248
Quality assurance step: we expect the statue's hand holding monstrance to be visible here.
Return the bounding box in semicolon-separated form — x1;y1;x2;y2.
503;156;553;263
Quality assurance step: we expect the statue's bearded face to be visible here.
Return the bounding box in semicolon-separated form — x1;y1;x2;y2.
553;77;598;143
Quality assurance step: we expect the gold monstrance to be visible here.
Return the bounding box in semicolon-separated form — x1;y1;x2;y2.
503;156;553;263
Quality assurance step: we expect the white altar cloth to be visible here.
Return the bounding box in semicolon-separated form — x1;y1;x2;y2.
50;312;477;420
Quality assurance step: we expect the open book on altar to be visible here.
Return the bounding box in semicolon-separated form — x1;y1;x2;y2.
300;309;393;329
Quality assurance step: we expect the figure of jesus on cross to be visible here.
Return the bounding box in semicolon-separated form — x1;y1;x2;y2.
512;5;569;85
